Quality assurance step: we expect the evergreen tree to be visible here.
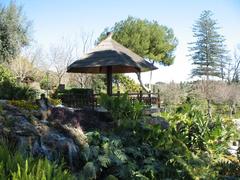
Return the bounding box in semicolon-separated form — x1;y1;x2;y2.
98;16;178;91
189;10;228;80
99;16;178;66
189;10;229;118
0;2;30;63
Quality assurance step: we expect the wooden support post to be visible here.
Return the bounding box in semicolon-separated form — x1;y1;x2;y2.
139;90;143;102
117;90;120;97
157;89;160;108
148;91;152;106
106;66;113;96
91;89;94;110
94;94;98;108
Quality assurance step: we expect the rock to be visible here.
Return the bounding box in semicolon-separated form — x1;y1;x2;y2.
2;103;22;115
40;131;80;168
75;109;114;130
147;117;169;129
14;116;39;136
0;115;5;122
234;119;240;131
31;110;42;119
34;121;50;136
30;129;81;169
144;107;160;115
229;119;240;156
52;121;87;147
50;107;114;131
18;136;37;155
0;101;109;170
0;100;7;104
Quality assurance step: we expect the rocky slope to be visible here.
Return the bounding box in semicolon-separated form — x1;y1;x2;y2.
0;100;112;170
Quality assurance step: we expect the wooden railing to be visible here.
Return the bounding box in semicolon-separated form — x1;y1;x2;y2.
93;90;161;108
60;89;161;109
58;89;95;109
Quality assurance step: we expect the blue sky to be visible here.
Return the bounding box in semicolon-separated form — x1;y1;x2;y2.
2;0;240;83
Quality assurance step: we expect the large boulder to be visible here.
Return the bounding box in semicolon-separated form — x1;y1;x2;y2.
0;101;115;170
0;101;85;170
147;116;169;129
49;107;114;131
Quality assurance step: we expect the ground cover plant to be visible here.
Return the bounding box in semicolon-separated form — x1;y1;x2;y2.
74;95;239;179
0;139;75;180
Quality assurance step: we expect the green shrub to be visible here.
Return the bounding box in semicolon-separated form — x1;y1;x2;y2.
48;98;62;106
8;100;38;110
89;100;238;179
0;65;38;100
213;155;240;178
99;93;145;127
40;75;57;90
12;85;38;101
0;139;75;180
0;64;17;99
81;127;208;179
0;65;16;84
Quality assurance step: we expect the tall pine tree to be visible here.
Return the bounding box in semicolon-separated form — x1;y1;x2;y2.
189;10;228;80
189;10;228;118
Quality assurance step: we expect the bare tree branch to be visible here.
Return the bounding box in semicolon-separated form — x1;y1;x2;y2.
48;39;75;85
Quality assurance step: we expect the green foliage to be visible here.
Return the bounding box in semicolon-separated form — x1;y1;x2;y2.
214;155;240;178
112;74;141;93
0;82;38;101
0;2;30;63
169;100;238;153
8;100;38;110
79;132;128;179
11;85;38;101
0;64;18;99
92;74;106;93
99;16;178;66
0;140;75;180
81;125;209;179
105;175;118;180
48;98;61;106
99;93;145;127
0;64;16;84
40;75;57;90
78;98;240;179
11;159;74;180
82;162;96;179
0;65;37;100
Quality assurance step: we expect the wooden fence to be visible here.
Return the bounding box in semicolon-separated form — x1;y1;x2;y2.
93;90;161;108
60;89;161;109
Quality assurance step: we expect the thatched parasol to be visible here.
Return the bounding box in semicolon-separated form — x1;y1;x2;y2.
67;33;157;95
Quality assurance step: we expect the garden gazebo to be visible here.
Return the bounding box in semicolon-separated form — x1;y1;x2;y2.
67;33;157;96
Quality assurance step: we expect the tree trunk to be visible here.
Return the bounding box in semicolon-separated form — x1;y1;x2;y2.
207;99;212;119
148;61;154;91
206;66;212;120
136;72;149;92
149;70;152;91
229;102;236;117
232;102;236;115
58;78;62;87
229;104;233;118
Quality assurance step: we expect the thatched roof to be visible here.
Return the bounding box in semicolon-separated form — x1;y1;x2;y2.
67;34;157;74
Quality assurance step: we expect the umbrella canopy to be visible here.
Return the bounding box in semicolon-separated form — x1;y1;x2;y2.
67;33;158;95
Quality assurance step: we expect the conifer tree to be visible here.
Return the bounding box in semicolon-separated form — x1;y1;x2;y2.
190;10;228;80
189;10;228;118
